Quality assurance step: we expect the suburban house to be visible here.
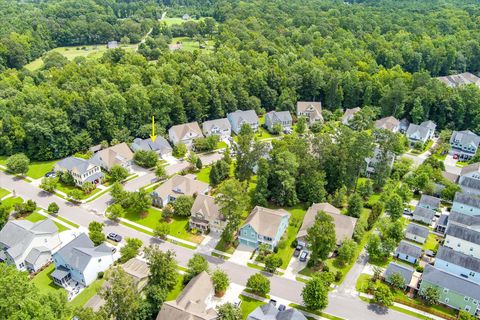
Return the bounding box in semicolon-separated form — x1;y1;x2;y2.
90;142;134;171
412;207;436;225
364;147;395;177
458;165;480;195
202;118;231;140
435;246;480;285
51;233;114;287
247;302;307;320
121;258;150;291
450;130;480;161
264;110;293;132
296;203;357;246
189;194;226;234
341;107;361;125
0;219;60;272
151;174;209;208
296;101;323;125
384;262;415;290
227;110;259;134
156;271;217;320
238;206;290;250
420;264;480;315
131;137;173;158
406;121;436;144
448;211;480;231
55;157;104;187
445;223;480;257
436;214;449;234
405;223;430;244
395;240;422;264
452;192;480;216
436;72;480;88
418;194;441;211
168;122;204;148
374;116;400;133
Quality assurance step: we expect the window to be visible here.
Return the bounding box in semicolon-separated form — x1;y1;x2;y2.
465;306;471;312
445;298;449;303
465;296;470;301
443;288;449;293
470;272;476;277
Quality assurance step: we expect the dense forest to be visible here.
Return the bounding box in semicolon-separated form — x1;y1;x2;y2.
2;0;480;160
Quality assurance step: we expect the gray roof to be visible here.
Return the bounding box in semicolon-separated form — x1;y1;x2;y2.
460;177;480;190
385;262;414;285
422;264;480;301
202;118;231;134
24;246;50;265
450;130;480;148
55;233;112;273
420;120;436;131
51;266;70;280
454;192;480;209
406;124;430;140
460;162;480;176
446;223;480;244
419;194;441;209
56;157;98;175
437;214;449;227
436;72;480;88
406;223;430;239
228;110;258;126
412;207;435;222
395;241;422;258
131;137;172;155
265;111;293;124
436;246;480;273
247;303;307;320
84;172;104;183
449;211;480;227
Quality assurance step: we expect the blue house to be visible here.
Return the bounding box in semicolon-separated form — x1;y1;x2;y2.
435;246;480;285
452;192;480;216
395;241;423;264
227;110;259;135
238;206;290;250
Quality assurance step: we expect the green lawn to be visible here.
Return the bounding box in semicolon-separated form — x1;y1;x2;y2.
26;160;58;179
123;206;163;229
356;273;371;292
23;212;68;232
166;274;184;301
2;196;23;211
171;36;214;53
0;187;10;198
423;233;439;251
256;127;274;140
32;264;63;295
216;141;228;149
142;182;162;194
239;295;265;319
55;181;101;200
215;237;236;254
162;17;205;26
69;278;106;308
196;166;211;184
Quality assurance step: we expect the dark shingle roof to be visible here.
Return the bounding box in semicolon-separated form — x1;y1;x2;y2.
385;263;414;285
406;124;430;141
406;223;430;239
460;177;480;191
437;214;449;227
454;192;480;209
446;223;480;244
395;241;422;259
436;246;480;273
419;195;441;209
449;211;480;227
413;207;435;222
450;130;480;148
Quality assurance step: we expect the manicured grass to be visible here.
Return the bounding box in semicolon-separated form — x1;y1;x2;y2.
55;181;101;200
389;305;432;320
196;166;211;184
86;188;111;202
69;278;106;308
171;36;214;52
239;295;265;319
142;182;162;194
256;127;274;140
0;187;10;198
32;264;63;295
2;196;23;211
214;237;236;254
23;212;68;232
456;161;469;168
26;160;58;179
392;289;457;318
356;273;371;292
423;233;439;251
247;262;264;271
120;221;155;236
162;17;205;26
166;274;184;301
216;141;228;149
123;206;162;229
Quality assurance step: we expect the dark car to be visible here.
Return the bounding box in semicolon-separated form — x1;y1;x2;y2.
269;299;277;306
107;233;122;242
45;171;56;178
299;251;309;262
278;304;286;311
293;245;302;257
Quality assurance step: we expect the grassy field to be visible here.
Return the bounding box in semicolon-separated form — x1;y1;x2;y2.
69;278;106;308
239;295;265;319
163;17;205;26
2;196;23;211
171;36;214;53
423;233;440;251
356;273;372;292
32;264;63;295
55;181;101;200
196;166;211;183
0;187;10;198
26;160;58;179
166;274;184;301
23;211;68;232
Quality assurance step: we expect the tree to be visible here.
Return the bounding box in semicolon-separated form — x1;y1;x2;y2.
271;122;283;135
306;211;336;262
68;189;83;202
172;195;194;216
347;193;363;218
196;157;203;170
388;272;405;289
173;143;188;158
337;239;357;266
153;222;169;239
6;153;29;175
110;164;129;182
246;273;270;297
366;234;386;261
368;201;384;230
100;268;140;319
134;150;158;168
162;203;174;222
217;302;242;320
106;203;124;221
386;193;403;221
120;238;143;263
295;116;307;134
127;189;152;215
40;177;57;193
184;254;209;284
82;181;96;194
47;202;59;215
458;311;477;320
193;135;219;152
59;171;75;186
235;124;267;182
358;179;373;200
420;286;440;306
211;269;230;297
372;281;394;307
252;158;269;206
155;162;167;180
144;246;178;291
302;275;329;311
264;254;282;273
209;160;230;186
186;151;199;169
331;186;347;208
88;221;105;246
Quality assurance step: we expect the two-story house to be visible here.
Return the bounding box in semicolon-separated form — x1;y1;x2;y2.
151;174;209;208
90;142;134;171
264;111;293;133
420;264;480;315
412;206;436;225
418;194;441;211
452;192;480;216
395;240;423;264
374;116;400;133
406;120;436;145
189;194;226;234
445;223;480;257
458;165;480;196
238;206;290;250
435;246;480;285
227;110;259;135
202;118;231;140
168;122;204;148
364;147;395;177
448;211;480;232
51;233;114;287
450;130;480;161
131;137;173;158
55;157;104;187
296;101;322;125
341;107;361;125
405;223;430;244
0;219;61;272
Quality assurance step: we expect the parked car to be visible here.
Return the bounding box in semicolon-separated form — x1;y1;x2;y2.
107;233;122;242
269;299;277;306
403;208;412;216
453;154;459;160
45;171;56;178
299;251;309;262
233;298;242;308
293;245;302;257
278;304;286;311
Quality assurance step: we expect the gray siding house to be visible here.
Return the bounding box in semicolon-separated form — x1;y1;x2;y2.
264;111;293;132
395;241;422;264
384;262;415;289
405;223;430;244
227;110;259;134
131;137;172;158
450;130;480;161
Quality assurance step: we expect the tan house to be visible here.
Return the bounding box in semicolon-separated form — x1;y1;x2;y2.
121;258;150;291
90;142;134;171
342;107;361;125
297;203;357;246
374;116;400;133
189;194;226;233
151;174;209;208
296;101;323;125
168;122;204;148
156;271;217;320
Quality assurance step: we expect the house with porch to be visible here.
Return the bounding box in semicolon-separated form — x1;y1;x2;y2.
452;192;480;216
238;206;290;250
374;116;400;133
227;110;259;135
131;137;173;158
436;214;449;234
168;122;204;148
406;121;436;145
405;223;429;244
420;264;480;315
202;118;231;140
341;107;361;125
435;246;480;285
90;142;134;171
189;194;226;234
384;262;415;290
0;219;61;272
395;241;422;264
450;130;480;161
151;174;209;208
445;223;480;257
296;101;323;125
51;233;114;287
121;258;150;291
264;111;293;132
55;157;104;187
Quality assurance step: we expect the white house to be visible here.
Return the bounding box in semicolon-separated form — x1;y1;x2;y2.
0;219;61;272
168;122;204;148
444;223;480;257
51;233;114;287
55;157;104;187
202;118;231;140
